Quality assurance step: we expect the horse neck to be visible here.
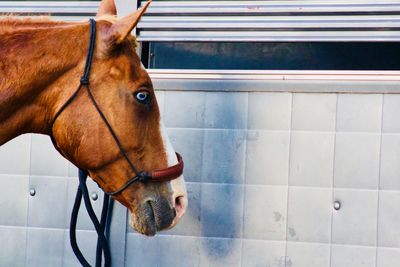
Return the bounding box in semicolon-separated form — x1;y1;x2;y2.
0;19;89;145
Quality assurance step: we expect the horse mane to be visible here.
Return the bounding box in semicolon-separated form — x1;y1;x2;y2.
0;16;70;32
0;14;137;49
0;15;137;58
0;15;119;32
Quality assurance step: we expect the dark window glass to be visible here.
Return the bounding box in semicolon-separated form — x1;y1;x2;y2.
147;42;400;70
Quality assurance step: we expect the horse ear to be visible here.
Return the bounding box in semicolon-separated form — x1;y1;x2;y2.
106;0;151;45
97;0;117;17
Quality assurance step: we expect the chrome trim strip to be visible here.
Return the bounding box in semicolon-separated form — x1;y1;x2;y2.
138;30;400;42
149;69;400;93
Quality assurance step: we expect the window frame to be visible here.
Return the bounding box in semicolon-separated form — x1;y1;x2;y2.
136;0;400;93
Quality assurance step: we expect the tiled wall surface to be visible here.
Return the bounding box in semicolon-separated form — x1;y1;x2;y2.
2;91;400;267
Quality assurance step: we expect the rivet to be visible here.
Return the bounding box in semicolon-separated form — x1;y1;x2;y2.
333;201;341;210
91;192;98;201
29;188;36;196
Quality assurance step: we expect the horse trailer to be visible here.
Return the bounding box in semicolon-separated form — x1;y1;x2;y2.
1;0;400;266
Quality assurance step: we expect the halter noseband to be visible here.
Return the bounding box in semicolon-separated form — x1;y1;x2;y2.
49;19;184;196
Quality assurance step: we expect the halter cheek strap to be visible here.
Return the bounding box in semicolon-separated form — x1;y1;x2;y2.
49;18;184;195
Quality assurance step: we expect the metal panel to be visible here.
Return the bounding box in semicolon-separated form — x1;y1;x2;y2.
25;228;65;267
0;175;29;227
27;176;69;229
0;226;27;267
137;0;400;42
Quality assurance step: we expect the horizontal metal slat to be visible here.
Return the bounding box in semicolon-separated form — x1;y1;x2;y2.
138;30;400;42
0;1;98;15
139;15;400;29
143;0;400;15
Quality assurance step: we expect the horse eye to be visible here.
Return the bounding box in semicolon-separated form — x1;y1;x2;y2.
134;91;150;104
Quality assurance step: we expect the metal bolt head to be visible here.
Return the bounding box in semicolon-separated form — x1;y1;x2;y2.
333;201;341;210
29;188;36;196
91;192;98;201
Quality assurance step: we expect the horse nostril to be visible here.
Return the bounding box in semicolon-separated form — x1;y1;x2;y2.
174;196;187;220
175;195;181;206
147;197;179;231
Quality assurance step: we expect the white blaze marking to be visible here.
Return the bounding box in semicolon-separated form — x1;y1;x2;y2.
159;119;187;210
159;120;178;166
128;119;187;232
160;118;188;224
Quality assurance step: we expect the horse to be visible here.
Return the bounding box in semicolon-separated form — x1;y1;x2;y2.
0;0;187;236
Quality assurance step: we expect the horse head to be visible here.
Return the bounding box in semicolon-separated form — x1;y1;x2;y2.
51;0;187;236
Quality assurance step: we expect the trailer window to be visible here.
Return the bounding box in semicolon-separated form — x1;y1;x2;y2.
144;42;400;71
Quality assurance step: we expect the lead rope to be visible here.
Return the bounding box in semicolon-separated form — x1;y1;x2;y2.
66;19;112;267
96;192;112;267
70;170;112;267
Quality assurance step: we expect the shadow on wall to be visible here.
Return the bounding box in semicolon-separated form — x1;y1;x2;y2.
199;91;247;261
163;90;247;264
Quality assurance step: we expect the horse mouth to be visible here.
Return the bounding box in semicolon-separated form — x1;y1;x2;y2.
129;198;176;236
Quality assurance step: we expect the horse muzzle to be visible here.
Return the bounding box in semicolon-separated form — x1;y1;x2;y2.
130;196;177;236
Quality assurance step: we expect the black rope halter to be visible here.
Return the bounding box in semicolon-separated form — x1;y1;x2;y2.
49;19;183;197
49;20;147;191
49;18;184;267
